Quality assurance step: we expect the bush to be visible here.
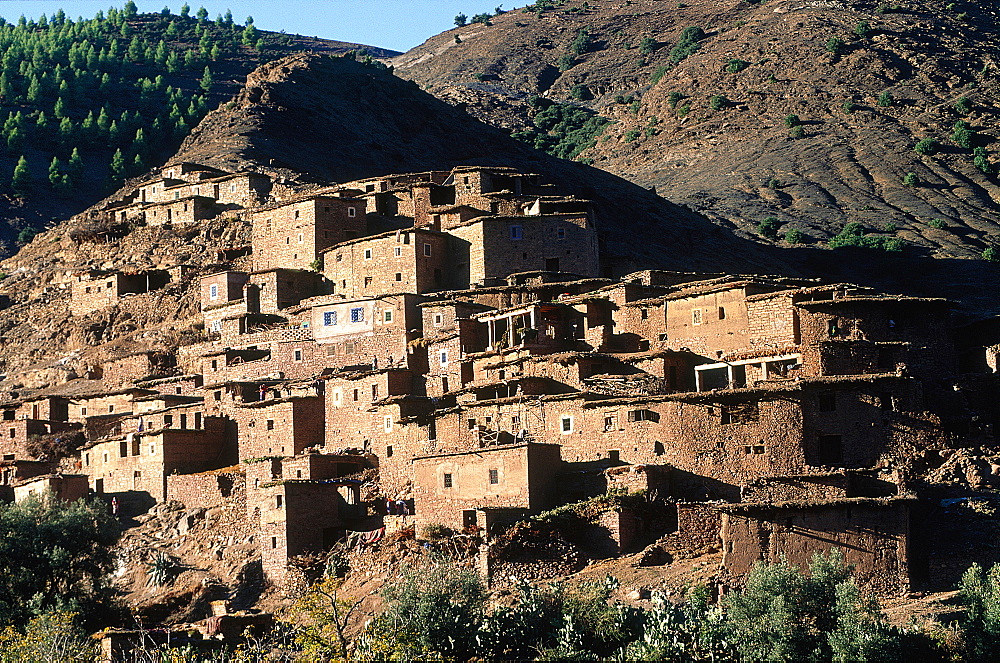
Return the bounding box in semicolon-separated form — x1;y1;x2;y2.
855;20;873;38
570;84;589;100
903;171;919;186
0;612;96;663
953;121;974;148
829;222;905;251
783;229;804;244
975;155;995;175
511;99;610;160
709;94;730;110
570;27;592;55
825;36;844;54
650;66;668;84
454;13;468;26
420;523;450;540
843;100;857;113
928;218;947;229
726;58;749;73
767;178;783;189
669;26;705;64
625;129;641;142
983;247;1000;262
784;114;800;127
959;563;1000;662
914;137;940;155
558;53;576;71
790;125;805;139
471;12;493;25
639;36;658;56
877;90;894;107
757;216;782;238
668;91;685;108
955;96;973;115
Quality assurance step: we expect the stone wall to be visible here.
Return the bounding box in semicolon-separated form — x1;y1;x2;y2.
166;468;245;509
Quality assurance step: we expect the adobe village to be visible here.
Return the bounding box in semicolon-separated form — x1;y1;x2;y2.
4;152;1000;648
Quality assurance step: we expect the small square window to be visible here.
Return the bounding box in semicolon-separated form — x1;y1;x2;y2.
440;351;448;366
294;349;303;361
266;420;274;430
423;243;432;257
561;416;573;433
348;207;357;218
443;473;453;488
394;247;402;257
692;309;703;325
384;415;393;432
489;469;498;485
395;272;402;281
364;249;372;260
351;307;364;323
323;311;338;326
434;314;443;326
209;284;218;300
384;310;393;323
336;254;343;262
510;225;523;240
557;228;566;240
718;306;726;320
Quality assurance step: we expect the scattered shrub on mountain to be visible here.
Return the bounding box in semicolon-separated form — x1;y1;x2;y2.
10;155;30;195
767;177;782;189
650;65;668;84
784;114;800;127
668;91;685;108
782;228;805;244
955;96;973;115
983;247;999;262
639;36;658;55
903;171;919;186
709;94;730;110
928;218;947;230
855;21;873;38
669;26;705;64
471;13;493;25
975;153;995;175
829;221;905;251
511;97;610;160
677;103;691;117
558;53;576;71
454;13;468;26
625;129;641;142
757;216;782;238
726;58;749;73
877;90;894;107
790;125;805;138
570;26;592;55
825;36;845;54
570;84;590;100
914;137;940;155
958;562;1000;662
953;120;973;148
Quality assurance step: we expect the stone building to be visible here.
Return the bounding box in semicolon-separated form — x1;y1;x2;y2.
71;269;172;316
251;196;366;272
321;228;450;297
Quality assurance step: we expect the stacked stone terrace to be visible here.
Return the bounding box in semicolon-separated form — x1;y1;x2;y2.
14;161;999;592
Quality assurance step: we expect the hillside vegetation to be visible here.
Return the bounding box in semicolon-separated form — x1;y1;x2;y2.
394;0;1000;267
0;2;395;251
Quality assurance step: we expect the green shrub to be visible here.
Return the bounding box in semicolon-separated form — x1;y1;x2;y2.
419;523;450;540
639;36;658;56
903;172;919;186
145;551;179;587
677;103;691;117
570;84;589;100
928;218;947;229
558;53;576;71
855;21;872;38
790;125;805;138
883;222;897;233
668;91;685;108
953;121;973;148
454;13;468;26
512;99;610;160
958;563;1000;662
726;58;749;73
955;96;973;114
471;12;493;25
975;155;995;175
570;26;592;55
625;129;641;142
650;66;668;84
825;36;844;54
914;138;940;155
784;114;800;127
767;178;782;189
829;222;905;251
782;228;804;243
669;26;705;64
877;90;894;107
983;247;1000;262
843;100;856;113
709;94;730;110
757;216;782;238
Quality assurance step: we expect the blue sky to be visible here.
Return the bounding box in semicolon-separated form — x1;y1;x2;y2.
0;1;522;52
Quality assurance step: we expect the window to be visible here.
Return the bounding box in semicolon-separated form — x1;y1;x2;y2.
364;248;372;260
108;405;114;413
384;415;393;432
718;306;726;320
818;434;843;464
557;227;566;240
293;349;303;362
266;419;275;431
348;207;357;217
818;393;837;412
195;412;201;429
628;409;659;423
209;284;218;300
395;272;402;282
298;233;304;243
828;318;841;337
561;416;573;434
609;450;620;463
384;310;393;323
271;537;278;549
81;407;88;416
423;243;432;256
323;311;338;326
510;225;523;240
394;247;402;257
85;287;91;294
276;495;283;508
214;391;222;401
640;308;649;320
489;469;499;485
364;277;373;288
372;384;379;400
350;307;364;323
879;392;894;410
345;341;356;354
443;473;453;488
353;389;359;401
294;210;300;219
120;441;128;457
164;415;173;427
440;351;448;366
434;314;443;326
386;445;393;457
336;253;343;262
691;309;703;325
604;415;617;431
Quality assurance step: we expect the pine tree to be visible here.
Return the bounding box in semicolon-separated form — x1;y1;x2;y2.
133;127;147;155
108;148;126;184
65;147;84;189
12;155;30;195
180;4;191;18
48;155;64;189
200;65;212;92
108;119;119;144
196;7;209;21
166;50;180;73
242;23;258;46
6;126;22;153
53;97;67;118
58;116;74;146
131;152;144;175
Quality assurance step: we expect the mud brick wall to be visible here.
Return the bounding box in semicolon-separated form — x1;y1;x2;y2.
201;271;249;308
323;230;449;299
720;500;911;594
661;287;757;357
252;197;365;272
103;352;174;389
671;502;722;550
145;196;215;225
746;294;799;348
742;473;852;502
0;419;78;460
231;397;325;461
71;275;120;316
167;469;245;509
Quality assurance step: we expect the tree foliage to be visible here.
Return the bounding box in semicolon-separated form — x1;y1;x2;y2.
512;97;610;161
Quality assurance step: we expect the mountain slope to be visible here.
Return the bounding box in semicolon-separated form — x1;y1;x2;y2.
392;0;1000;269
